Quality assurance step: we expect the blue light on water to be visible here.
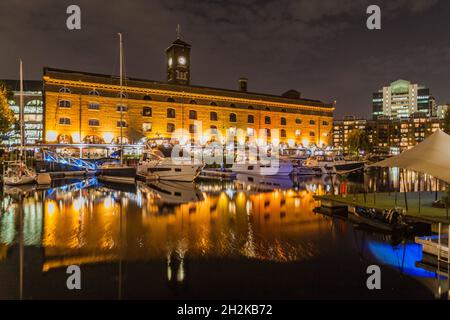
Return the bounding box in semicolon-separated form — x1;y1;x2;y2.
367;241;437;278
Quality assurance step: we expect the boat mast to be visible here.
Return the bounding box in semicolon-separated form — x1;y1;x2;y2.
118;33;123;166
19;59;24;159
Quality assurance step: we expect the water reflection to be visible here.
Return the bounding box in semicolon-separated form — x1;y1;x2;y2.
0;170;447;299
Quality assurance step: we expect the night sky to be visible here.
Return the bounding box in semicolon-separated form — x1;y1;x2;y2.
0;0;448;118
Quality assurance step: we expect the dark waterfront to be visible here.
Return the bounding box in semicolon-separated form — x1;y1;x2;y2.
0;170;447;299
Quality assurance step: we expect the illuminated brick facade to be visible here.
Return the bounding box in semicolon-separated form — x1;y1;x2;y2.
43;39;334;147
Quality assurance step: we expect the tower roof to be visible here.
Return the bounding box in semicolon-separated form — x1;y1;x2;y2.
171;38;191;47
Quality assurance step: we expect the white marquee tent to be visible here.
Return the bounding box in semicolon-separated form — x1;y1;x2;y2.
370;129;450;183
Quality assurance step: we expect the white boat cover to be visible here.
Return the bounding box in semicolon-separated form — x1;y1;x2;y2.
370;129;450;183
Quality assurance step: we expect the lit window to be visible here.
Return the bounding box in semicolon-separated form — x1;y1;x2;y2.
143;107;152;117
143;122;152;132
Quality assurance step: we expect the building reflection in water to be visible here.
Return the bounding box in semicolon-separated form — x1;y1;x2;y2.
0;177;335;271
0;170;447;297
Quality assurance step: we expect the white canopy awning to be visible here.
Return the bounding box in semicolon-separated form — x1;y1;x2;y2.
370;129;450;183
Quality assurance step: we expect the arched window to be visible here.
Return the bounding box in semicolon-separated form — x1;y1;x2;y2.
88;89;100;96
84;135;104;144
265;116;271;124
295;118;302;124
58;100;71;108
189;110;197;120
229;113;237;122
143;107;152;117
167;97;175;103
59;87;71;94
143;95;152;101
210;101;217;106
310;131;315;137
280;117;286;125
167;108;176;118
309;120;316;125
247;115;254;124
210;112;218;121
322;121;329;126
280;129;286;137
58;134;72;144
189;100;197;104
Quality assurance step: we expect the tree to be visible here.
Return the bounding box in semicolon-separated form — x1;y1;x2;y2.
0;84;16;136
346;129;371;155
443;108;450;135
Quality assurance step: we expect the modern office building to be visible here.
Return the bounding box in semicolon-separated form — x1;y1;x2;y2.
42;37;334;149
334;113;444;154
372;79;435;119
1;80;43;145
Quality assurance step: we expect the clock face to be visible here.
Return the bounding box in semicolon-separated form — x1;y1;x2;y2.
178;56;186;65
168;57;173;67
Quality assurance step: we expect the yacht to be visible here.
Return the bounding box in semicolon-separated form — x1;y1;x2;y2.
3;161;37;186
97;161;136;184
137;149;203;182
304;155;365;175
2;60;37;186
231;156;293;176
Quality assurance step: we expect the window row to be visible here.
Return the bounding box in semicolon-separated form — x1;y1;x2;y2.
59;118;127;128
57;102;330;125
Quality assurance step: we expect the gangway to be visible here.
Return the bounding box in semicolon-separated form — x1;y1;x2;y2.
43;150;97;171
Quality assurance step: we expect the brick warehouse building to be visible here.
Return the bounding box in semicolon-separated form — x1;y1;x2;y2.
43;37;334;147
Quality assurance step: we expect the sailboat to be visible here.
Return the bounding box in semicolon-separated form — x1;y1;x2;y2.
98;33;137;184
2;60;37;186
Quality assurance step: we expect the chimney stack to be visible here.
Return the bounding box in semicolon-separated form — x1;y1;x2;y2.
238;77;248;92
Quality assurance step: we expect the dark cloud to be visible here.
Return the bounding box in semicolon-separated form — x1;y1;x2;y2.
0;0;448;118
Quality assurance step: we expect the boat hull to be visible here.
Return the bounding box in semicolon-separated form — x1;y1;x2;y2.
3;175;36;186
137;163;202;182
231;162;293;176
98;167;136;184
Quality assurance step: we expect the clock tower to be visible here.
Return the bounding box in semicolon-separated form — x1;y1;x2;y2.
166;37;191;85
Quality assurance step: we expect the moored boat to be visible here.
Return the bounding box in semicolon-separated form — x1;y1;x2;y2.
137;149;203;182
